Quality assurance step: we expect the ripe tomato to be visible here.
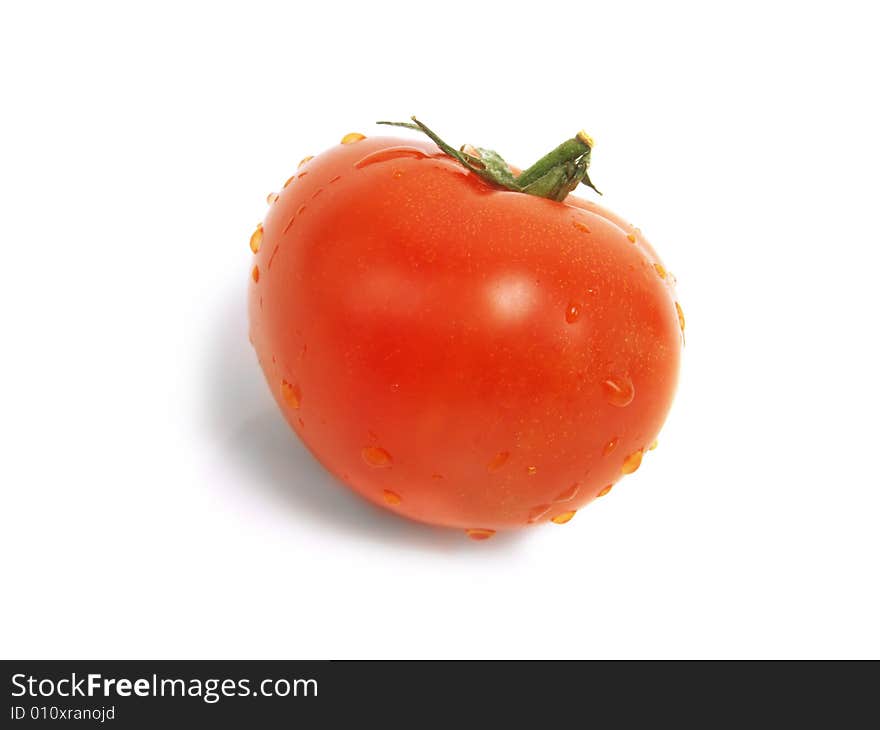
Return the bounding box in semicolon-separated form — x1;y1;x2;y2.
248;126;683;537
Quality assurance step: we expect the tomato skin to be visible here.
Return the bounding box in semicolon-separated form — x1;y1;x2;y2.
249;135;682;531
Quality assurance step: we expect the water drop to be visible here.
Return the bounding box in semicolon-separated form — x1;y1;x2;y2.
268;244;280;270
329;175;342;184
393;170;404;179
527;504;551;523
527;466;538;476
362;446;392;468
382;490;401;505
675;301;686;333
602;376;635;407
354;146;429;169
621;449;643;475
551;510;576;525
555;484;580;501
283;174;296;188
597;484;613;497
341;132;366;145
283;204;306;234
603;437;619;456
627;232;637;243
460;143;482;161
249;224;263;253
298;155;313;168
266;192;279;205
653;262;667;279
251;265;260;283
466;528;496;541
648;439;658;451
280;380;300;409
311;188;323;199
487;451;510;472
565;302;581;323
573;221;590;233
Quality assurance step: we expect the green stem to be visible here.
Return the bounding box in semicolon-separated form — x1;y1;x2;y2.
376;117;601;201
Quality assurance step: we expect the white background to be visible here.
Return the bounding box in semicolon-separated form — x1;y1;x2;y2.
2;1;878;659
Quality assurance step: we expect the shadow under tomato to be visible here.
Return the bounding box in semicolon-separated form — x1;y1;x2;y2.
205;286;525;553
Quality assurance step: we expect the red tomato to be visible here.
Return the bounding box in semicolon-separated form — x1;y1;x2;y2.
248;131;683;537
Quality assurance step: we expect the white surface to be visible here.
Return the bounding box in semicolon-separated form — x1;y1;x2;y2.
1;1;878;659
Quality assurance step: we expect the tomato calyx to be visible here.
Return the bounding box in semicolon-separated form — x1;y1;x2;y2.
376;116;601;202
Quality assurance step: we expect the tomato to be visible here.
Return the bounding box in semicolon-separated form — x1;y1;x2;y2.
247;125;683;537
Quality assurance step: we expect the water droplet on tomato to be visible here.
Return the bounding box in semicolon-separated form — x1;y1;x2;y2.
283;174;296;188
283;204;307;234
565;302;581;323
551;510;576;524
249;224;263;253
268;244;280;269
653;262;667;279
597;484;613;497
603;437;619;456
627;232;637;243
266;192;279;205
341;132;366;144
649;439;658;451
311;188;323;199
573;221;590;233
622;449;643;474
251;265;260;283
329;175;342;184
354;145;430;169
280;380;300;409
675;301;686;333
362;446;392;468
393;169;404;179
527;466;538;476
487;451;510;472
298;155;313;168
603;376;635;407
527;504;551;523
466;528;496;541
382;490;401;505
555;484;580;501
